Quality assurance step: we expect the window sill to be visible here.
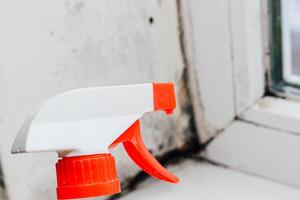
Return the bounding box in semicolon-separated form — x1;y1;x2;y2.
119;160;300;200
240;96;300;135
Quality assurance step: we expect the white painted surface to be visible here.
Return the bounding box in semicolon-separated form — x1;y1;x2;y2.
202;0;300;190
229;0;265;114
0;1;186;199
120;160;300;200
181;0;265;142
206;121;300;187
241;96;300;134
182;0;235;140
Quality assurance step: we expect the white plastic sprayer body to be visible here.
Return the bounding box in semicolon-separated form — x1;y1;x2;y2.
12;84;153;156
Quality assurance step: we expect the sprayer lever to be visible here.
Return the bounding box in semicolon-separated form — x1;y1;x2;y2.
109;120;179;183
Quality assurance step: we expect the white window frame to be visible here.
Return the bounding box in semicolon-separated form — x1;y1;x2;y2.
181;0;300;187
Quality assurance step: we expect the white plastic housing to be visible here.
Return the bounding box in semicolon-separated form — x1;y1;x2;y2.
11;84;154;156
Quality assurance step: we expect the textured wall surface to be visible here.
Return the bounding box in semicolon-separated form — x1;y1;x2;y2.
0;0;190;199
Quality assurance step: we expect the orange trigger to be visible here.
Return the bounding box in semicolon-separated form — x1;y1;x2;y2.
109;120;179;184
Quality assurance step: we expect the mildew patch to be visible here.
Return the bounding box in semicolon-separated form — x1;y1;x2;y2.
66;1;85;17
0;164;8;200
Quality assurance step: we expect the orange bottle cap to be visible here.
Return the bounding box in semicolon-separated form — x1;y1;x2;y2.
56;154;120;199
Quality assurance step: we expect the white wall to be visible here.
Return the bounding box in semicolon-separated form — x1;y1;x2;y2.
0;0;188;199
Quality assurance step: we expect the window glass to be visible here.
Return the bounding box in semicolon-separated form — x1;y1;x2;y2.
270;0;300;93
282;0;300;84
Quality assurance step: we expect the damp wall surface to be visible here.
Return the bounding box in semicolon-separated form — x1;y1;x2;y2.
0;1;192;199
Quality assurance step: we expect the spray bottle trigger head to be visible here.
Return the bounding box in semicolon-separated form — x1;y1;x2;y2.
109;120;179;184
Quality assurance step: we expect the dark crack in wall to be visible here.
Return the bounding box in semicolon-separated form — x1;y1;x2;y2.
0;163;8;200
